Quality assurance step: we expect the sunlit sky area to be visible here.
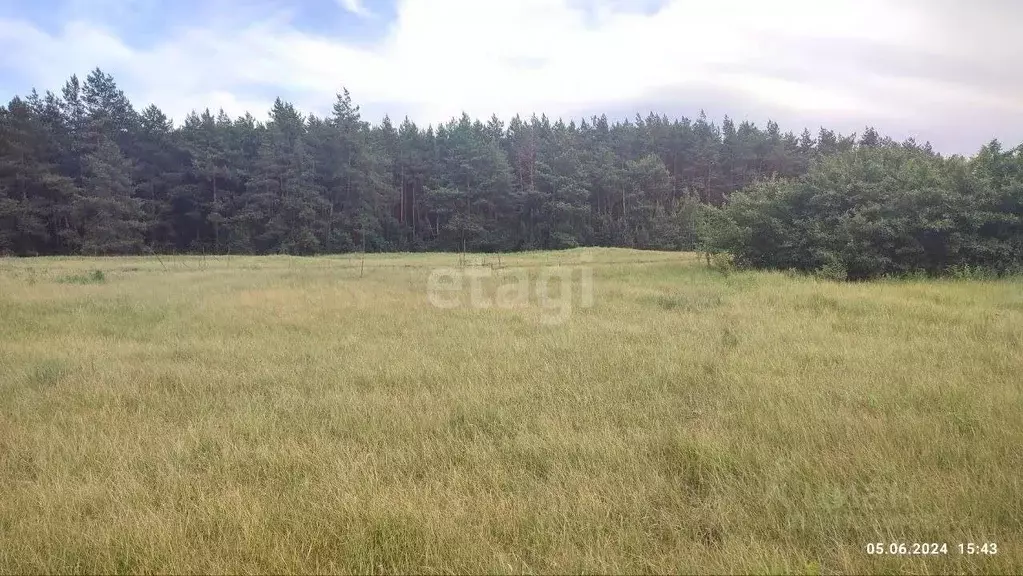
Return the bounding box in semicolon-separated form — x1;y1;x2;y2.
2;0;1020;154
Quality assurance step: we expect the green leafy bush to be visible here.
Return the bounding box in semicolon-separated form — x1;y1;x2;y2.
704;142;1023;280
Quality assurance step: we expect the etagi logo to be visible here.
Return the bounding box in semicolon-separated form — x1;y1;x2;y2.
426;254;594;325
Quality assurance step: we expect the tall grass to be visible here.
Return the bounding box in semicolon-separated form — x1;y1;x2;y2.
0;249;1020;574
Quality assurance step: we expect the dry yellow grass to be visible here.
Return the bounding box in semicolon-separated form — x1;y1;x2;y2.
0;248;1021;574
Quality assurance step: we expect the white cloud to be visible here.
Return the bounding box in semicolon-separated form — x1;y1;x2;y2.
1;0;1021;153
336;0;371;17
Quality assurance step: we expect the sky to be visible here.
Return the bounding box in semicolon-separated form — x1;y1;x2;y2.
0;0;1020;155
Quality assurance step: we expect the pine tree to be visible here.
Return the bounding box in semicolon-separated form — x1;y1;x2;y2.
134;104;182;251
76;136;145;254
241;99;324;254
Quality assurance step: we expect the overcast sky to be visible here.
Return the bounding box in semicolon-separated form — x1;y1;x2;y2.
1;0;1020;155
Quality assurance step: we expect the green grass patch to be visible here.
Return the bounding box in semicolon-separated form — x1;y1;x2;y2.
56;269;106;284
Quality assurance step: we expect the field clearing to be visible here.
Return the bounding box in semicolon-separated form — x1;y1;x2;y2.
1;248;1021;574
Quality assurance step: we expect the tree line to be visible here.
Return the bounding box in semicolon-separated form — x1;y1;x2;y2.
0;68;889;256
2;68;1019;279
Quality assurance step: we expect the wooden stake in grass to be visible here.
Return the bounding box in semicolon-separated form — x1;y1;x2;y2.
176;250;192;270
361;234;367;278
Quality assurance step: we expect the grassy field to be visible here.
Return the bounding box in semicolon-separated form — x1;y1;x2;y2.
0;248;1021;574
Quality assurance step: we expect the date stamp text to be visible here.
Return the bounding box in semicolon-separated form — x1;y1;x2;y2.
865;542;998;556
